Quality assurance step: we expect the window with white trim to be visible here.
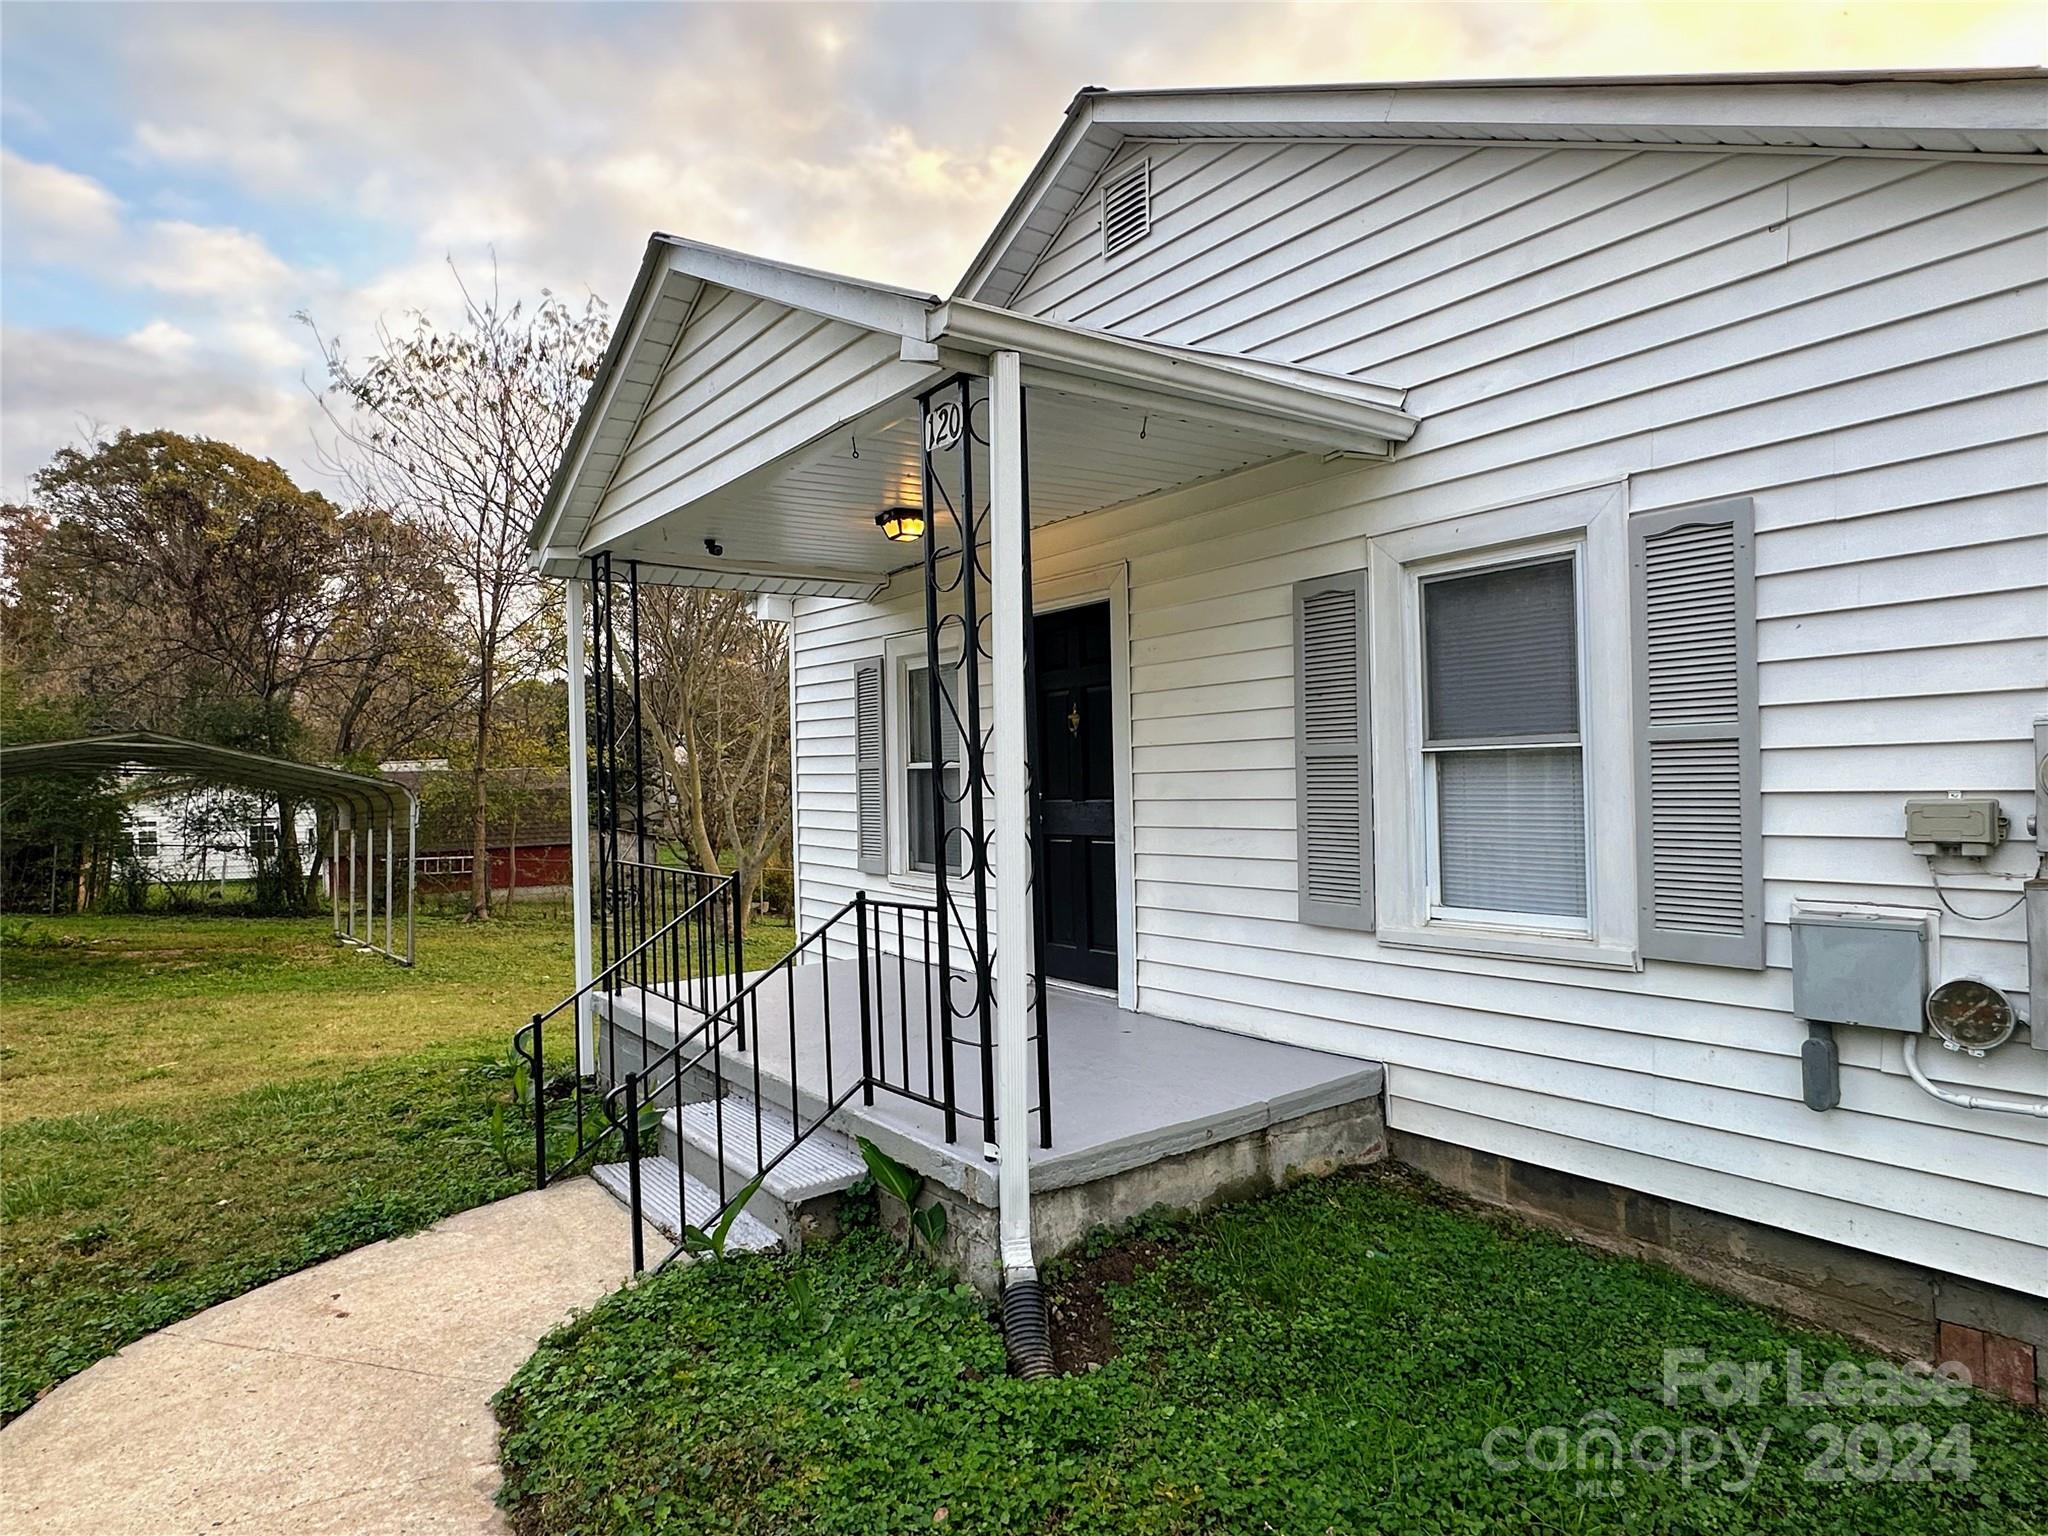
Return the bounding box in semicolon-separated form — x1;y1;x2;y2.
1368;484;1638;969
897;655;964;876
1420;551;1588;930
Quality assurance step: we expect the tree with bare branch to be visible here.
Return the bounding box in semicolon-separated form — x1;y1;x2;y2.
305;266;608;919
637;588;792;928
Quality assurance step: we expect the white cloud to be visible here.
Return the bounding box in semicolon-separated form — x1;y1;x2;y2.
6;0;2039;499
140;220;296;301
131;120;305;186
0;325;331;495
1;148;123;262
125;319;198;360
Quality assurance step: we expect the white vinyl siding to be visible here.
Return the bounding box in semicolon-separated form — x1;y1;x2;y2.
790;141;2048;1298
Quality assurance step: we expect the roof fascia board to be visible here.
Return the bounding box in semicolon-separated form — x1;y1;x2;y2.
953;90;1106;301
1090;77;2048;137
529;235;674;554
653;235;937;339
606;557;885;599
931;343;1390;457
931;300;1417;445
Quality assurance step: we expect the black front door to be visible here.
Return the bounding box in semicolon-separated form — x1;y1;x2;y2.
1034;602;1118;989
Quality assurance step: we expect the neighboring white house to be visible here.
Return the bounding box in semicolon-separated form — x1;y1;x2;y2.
123;784;319;887
534;71;2047;1331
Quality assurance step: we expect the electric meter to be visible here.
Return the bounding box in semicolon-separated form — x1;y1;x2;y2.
1925;977;2017;1056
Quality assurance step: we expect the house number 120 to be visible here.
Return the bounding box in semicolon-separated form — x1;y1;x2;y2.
925;400;963;453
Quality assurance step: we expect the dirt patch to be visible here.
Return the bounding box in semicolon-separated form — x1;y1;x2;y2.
1045;1237;1172;1375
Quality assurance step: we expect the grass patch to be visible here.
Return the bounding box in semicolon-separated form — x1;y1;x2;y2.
497;1171;2048;1535
0;906;795;1419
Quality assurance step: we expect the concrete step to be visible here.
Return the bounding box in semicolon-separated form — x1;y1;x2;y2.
589;1158;781;1256
662;1095;867;1248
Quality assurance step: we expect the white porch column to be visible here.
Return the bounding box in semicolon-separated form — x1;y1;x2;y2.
565;574;597;1073
989;349;1038;1280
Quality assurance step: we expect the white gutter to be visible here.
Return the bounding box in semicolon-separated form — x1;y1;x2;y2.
930;300;1419;448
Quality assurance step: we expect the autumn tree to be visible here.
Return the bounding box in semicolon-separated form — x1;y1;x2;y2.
636;588;792;927
307;267;607;919
7;432;343;751
0;431;418;908
296;508;465;768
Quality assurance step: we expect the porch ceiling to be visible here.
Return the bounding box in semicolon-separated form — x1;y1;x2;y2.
580;375;1353;597
533;235;1417;598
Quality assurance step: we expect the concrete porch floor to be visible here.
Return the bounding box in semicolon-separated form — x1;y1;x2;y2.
597;957;1385;1209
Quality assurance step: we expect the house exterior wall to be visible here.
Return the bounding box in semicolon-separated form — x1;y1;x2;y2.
124;790;320;884
787;138;2048;1298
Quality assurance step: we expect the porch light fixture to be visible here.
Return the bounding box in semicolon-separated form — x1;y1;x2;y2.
876;506;925;543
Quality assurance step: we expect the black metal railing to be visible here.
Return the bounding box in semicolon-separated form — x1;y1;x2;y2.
606;860;745;1010
565;887;1069;1273
512;866;743;1187
596;892;915;1271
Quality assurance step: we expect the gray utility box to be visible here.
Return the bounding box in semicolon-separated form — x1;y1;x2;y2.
1902;797;2005;857
1791;910;1929;1034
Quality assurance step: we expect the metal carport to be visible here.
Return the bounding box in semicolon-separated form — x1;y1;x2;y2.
0;731;419;965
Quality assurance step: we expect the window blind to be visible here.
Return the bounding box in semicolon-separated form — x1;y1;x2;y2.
1424;558;1578;742
1435;748;1587;917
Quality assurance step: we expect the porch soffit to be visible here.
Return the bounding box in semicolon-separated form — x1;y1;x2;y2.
536;236;1416;597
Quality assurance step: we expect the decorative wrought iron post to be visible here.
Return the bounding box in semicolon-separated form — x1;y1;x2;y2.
917;371;1048;1153
628;558;648;985
590;552;614;993
920;400;958;1144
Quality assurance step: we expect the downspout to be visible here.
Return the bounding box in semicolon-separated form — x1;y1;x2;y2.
989;348;1053;1377
566;574;597;1074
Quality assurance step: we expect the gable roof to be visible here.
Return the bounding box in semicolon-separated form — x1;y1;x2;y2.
530;234;1415;569
958;68;2048;306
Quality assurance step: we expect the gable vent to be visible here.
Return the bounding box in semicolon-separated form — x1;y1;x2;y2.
1100;159;1151;260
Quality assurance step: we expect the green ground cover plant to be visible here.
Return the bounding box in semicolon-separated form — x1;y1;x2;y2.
0;906;794;1418
497;1170;2048;1536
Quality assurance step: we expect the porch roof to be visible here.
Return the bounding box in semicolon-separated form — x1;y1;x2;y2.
531;235;1417;598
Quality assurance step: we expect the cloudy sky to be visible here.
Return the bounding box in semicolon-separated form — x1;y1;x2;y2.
2;0;2039;497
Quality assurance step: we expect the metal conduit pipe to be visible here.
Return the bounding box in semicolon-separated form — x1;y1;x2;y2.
1902;1035;2048;1119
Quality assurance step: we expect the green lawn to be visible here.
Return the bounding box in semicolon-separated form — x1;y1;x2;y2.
0;905;794;1420
497;1171;2048;1536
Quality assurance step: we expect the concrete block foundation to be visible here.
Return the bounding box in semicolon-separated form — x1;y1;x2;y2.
1393;1129;2046;1409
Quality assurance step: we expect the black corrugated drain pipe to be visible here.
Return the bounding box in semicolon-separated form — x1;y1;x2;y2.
1001;1273;1055;1379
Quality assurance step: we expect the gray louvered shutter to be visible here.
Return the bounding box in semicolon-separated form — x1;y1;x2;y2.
1630;499;1762;967
854;657;886;875
1295;571;1373;929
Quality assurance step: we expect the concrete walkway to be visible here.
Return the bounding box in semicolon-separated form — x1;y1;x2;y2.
1;1179;650;1535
